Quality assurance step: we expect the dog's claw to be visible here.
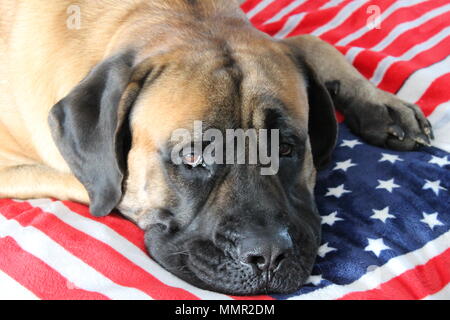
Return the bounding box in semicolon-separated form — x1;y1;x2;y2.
424;120;435;140
409;103;434;142
388;125;405;140
414;135;431;147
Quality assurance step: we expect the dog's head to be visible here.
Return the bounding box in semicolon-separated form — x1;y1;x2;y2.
49;19;337;295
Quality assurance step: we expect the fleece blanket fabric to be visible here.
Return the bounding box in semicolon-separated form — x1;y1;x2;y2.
0;0;449;300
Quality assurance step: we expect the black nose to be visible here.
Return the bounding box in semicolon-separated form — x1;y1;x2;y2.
238;229;293;272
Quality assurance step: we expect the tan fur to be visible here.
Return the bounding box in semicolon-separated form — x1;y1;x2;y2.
0;0;311;223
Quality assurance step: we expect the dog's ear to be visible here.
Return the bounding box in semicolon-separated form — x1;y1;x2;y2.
281;39;338;169
49;52;150;217
303;62;338;169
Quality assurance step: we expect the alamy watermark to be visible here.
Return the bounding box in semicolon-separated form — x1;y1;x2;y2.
170;121;283;176
367;5;382;30
66;4;81;30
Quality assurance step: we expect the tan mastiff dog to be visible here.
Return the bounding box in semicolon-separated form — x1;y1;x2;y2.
0;0;432;294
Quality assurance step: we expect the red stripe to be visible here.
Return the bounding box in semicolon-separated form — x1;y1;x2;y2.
352;12;450;80
336;111;344;123
286;0;353;37
254;0;328;36
381;13;450;56
351;50;384;80
378;37;450;94
297;0;330;14
335;45;352;55
321;0;398;44
259;0;348;37
249;0;295;25
339;247;450;300
0;236;108;300
240;0;263;13
0;199;199;300
62;201;147;252
416;73;450;117
256;0;329;25
346;0;450;48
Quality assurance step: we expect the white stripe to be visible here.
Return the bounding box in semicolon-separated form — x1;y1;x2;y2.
371;26;450;86
320;0;345;10
289;229;450;300
423;282;450;300
397;55;450;104
246;0;275;19
371;3;450;52
0;213;151;300
336;0;429;46
429;101;450;153
24;199;231;300
0;270;39;300
345;47;364;65
274;12;306;39
264;0;307;24
311;0;370;36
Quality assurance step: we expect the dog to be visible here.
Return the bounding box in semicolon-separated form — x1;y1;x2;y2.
0;0;433;295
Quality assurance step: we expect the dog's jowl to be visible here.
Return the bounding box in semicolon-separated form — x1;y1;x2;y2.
0;0;432;295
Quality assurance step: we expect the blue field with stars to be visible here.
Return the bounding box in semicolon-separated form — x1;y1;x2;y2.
273;124;450;299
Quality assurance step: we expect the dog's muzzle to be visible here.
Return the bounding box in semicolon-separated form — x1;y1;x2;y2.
144;208;320;295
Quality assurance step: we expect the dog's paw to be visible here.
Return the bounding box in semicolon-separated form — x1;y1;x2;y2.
344;94;434;151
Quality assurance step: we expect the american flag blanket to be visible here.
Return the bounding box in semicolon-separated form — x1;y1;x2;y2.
0;0;449;300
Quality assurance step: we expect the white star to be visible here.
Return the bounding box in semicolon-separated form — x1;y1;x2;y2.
376;179;400;193
318;242;337;258
421;212;444;230
325;184;351;198
365;238;391;257
340;139;362;149
422;180;447;196
306;274;324;286
379;153;403;164
429;155;450;167
371;207;396;223
333;159;357;172
321;211;344;226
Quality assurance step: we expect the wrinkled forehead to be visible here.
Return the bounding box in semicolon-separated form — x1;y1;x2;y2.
130;44;309;147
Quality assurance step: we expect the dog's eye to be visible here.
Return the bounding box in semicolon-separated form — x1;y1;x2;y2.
279;143;293;157
182;153;205;168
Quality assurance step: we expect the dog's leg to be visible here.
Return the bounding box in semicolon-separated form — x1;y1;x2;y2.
0;165;89;203
284;35;433;150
